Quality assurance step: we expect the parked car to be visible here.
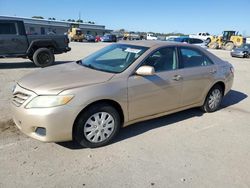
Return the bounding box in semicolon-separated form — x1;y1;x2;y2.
12;41;234;148
95;35;102;42
101;34;117;42
146;33;157;40
85;34;95;42
231;44;250;58
189;32;213;43
0;19;71;67
170;37;208;48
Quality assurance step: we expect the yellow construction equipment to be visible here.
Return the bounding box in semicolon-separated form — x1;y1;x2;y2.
208;31;245;51
68;27;84;42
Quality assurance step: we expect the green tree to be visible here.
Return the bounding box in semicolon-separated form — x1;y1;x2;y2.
77;19;83;23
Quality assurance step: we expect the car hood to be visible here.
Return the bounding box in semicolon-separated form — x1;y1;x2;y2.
18;62;115;95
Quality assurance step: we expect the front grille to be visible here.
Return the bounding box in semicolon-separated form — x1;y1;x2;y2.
12;92;30;107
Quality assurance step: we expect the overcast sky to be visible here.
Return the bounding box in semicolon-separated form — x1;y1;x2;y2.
0;0;249;36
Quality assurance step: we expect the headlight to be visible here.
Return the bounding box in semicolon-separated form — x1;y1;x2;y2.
26;95;74;108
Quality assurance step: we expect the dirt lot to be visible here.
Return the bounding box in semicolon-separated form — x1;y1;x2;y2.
0;42;250;188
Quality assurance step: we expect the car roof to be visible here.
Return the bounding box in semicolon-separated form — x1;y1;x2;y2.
118;40;195;48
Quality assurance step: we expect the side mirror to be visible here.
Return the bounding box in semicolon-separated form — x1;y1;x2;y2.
136;66;155;76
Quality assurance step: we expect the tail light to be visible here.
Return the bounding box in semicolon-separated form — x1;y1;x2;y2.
65;36;69;44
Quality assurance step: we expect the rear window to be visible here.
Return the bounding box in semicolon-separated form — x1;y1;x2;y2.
0;23;17;34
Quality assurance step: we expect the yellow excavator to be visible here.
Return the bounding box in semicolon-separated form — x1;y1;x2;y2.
68;27;84;42
208;31;245;51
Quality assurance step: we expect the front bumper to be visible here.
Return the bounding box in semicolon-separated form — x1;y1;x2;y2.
65;46;71;52
55;47;71;54
11;85;77;142
12;105;76;142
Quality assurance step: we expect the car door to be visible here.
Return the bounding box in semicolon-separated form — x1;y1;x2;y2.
0;21;28;55
128;47;183;121
178;47;217;106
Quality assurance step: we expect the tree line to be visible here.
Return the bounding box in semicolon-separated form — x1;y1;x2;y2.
31;16;95;24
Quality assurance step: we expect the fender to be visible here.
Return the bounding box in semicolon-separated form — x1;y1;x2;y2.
26;39;58;55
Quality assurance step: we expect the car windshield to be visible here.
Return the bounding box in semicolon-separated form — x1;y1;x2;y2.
76;30;82;35
80;44;148;73
174;38;185;42
243;44;250;49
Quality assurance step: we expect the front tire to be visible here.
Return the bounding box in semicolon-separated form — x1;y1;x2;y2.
33;48;55;67
202;85;223;113
244;53;249;58
74;103;121;148
209;42;219;49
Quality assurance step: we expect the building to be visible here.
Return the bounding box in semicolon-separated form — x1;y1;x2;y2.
246;37;250;44
0;15;111;36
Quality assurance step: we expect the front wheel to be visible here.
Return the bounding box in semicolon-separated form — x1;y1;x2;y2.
244;53;250;58
33;48;55;67
209;42;219;49
202;85;223;113
74;103;121;148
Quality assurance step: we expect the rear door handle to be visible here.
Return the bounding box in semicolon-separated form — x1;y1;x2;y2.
172;75;182;81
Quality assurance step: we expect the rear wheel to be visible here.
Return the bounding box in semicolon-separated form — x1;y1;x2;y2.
74;103;121;148
205;38;211;44
33;48;55;67
202;85;223;113
224;42;234;51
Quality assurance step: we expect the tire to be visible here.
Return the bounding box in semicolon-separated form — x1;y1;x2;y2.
33;48;55;67
74;103;121;148
244;53;249;58
205;38;211;44
202;85;223;113
209;42;218;49
224;42;234;51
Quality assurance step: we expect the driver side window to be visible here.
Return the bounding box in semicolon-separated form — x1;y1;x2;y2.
143;47;177;72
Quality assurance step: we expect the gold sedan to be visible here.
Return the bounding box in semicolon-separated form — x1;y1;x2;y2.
12;41;234;148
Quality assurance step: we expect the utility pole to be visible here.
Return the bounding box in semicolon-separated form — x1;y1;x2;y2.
79;11;81;21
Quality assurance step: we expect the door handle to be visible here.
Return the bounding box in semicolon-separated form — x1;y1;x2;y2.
209;69;217;74
172;75;182;81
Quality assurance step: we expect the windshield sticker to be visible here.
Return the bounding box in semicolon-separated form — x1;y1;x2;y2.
124;48;141;54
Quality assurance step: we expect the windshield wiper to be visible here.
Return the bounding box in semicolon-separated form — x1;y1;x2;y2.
77;60;117;73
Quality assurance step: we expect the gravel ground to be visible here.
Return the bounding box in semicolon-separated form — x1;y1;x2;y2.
0;42;250;188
